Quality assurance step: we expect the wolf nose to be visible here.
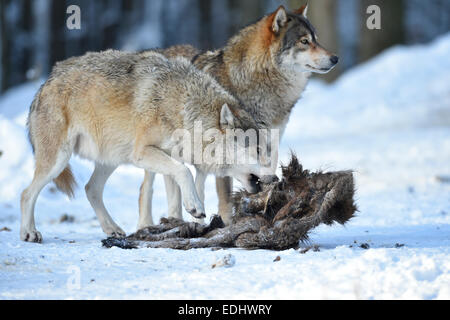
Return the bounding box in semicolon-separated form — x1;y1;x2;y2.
330;55;339;65
249;174;263;193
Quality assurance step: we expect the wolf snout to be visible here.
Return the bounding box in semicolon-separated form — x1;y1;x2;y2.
247;174;278;193
330;55;339;65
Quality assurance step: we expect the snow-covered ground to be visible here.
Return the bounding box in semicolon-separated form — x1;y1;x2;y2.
1;34;449;300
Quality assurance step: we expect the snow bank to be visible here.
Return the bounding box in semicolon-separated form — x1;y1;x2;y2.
285;33;450;141
0;33;449;300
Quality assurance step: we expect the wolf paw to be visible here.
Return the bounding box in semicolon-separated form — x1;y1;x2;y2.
188;209;206;219
104;225;126;238
21;230;43;243
184;196;206;219
107;230;126;238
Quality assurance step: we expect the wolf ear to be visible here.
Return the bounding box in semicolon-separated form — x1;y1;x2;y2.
271;6;288;34
295;3;308;18
220;103;235;129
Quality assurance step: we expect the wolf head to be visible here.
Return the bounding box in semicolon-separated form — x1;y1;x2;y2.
191;102;275;194
265;4;339;74
221;103;277;193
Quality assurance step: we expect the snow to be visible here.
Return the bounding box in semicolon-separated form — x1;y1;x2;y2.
1;33;450;300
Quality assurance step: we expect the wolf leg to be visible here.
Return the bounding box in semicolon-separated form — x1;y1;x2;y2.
85;164;125;237
163;175;183;220
21;146;72;243
193;170;207;224
133;146;205;219
216;177;233;225
163;169;206;223
138;170;156;230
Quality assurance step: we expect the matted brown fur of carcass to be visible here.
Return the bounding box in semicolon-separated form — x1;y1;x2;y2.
102;156;357;251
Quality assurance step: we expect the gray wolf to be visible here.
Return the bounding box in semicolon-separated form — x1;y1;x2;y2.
21;50;272;242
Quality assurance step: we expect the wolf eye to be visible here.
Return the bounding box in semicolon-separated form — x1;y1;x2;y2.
300;39;309;45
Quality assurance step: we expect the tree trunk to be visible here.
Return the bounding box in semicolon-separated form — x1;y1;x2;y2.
228;0;266;35
0;0;6;92
198;0;213;50
21;0;33;82
50;0;67;65
358;0;405;63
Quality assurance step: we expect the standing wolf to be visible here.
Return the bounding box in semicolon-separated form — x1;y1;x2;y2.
21;51;271;242
139;5;339;226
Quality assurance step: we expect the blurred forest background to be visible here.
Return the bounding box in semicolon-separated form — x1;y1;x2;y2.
1;0;449;93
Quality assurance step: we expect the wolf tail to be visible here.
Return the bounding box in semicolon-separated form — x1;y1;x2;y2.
53;166;77;199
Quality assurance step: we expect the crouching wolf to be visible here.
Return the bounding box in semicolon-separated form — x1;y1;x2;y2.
21;50;272;242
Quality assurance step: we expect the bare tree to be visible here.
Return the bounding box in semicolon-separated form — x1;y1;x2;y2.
50;0;67;65
228;0;266;35
2;0;447;94
0;0;6;92
358;0;405;63
198;0;213;49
